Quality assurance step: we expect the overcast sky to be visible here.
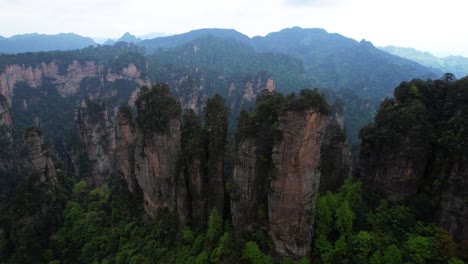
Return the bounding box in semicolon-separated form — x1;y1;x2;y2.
1;0;467;56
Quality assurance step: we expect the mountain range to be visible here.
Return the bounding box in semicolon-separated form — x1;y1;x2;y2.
380;45;468;78
1;28;466;81
0;33;96;54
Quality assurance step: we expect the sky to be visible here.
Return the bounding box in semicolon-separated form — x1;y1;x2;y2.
0;0;467;57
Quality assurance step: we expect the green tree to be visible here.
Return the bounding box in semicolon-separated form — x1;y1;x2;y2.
135;83;181;133
206;208;223;245
242;241;273;264
351;231;375;263
405;236;433;264
335;201;355;236
383;245;402;264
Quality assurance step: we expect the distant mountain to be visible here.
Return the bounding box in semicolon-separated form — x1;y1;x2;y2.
138;28;252;51
117;32;141;44
103;39;116;45
251;27;439;101
0;33;96;54
380;45;468;78
139;32;172;40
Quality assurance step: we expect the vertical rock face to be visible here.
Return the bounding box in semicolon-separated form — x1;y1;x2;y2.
132;85;184;218
134;118;181;217
25;128;57;187
359;134;429;201
184;158;206;221
319;114;352;192
115;106;136;192
269;110;328;257
0;93;12;126
231;138;259;231
358;94;431;202
0;61;149;105
204;95;228;215
358;78;468;241
0;94;25;211
436;162;468;240
70;99;116;186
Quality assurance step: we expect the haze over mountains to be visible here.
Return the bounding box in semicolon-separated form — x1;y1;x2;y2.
380;45;468;78
1;27;467;79
0;33;96;53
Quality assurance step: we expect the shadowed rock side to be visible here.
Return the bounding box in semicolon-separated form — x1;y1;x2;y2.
25;127;57;188
0;93;12;126
115;105;136;192
359;135;429;201
0;94;25;212
319;113;352;193
436;162;468;240
231;138;259;231
179;110;208;225
269;109;328;257
204;95;228;215
358;77;468;241
69;99;116;186
359;97;431;202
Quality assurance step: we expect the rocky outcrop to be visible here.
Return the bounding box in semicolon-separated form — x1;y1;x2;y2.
360;134;429;201
359;92;431;202
436;162;468;241
269;110;328;257
115;106;136;192
204;95;228;215
132;85;184;218
231;139;260;232
0;61;149;105
25;127;57;188
0;95;24;212
134;118;181;217
0;93;12;126
358;78;468;241
183;157;206;222
243;75;275;102
231;90;349;257
69;99;116;186
319;114;352;192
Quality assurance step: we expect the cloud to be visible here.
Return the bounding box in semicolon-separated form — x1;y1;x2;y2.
283;0;346;7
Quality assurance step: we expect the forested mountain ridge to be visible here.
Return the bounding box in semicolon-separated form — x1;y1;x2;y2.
251;28;440;101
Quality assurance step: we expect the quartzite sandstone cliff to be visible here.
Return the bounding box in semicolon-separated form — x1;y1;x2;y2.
25;128;57;188
69;99;116;186
268;109;328;257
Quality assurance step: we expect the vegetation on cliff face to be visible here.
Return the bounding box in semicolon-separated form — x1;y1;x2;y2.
135;83;182;133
